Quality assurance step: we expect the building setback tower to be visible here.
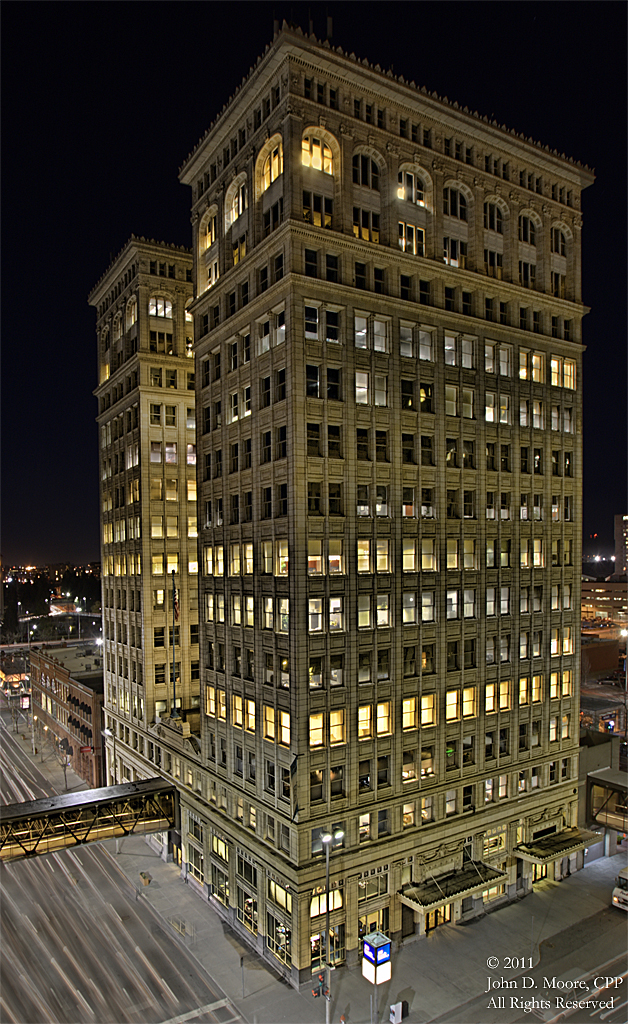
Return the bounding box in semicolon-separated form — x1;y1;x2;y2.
90;238;199;859
172;26;590;986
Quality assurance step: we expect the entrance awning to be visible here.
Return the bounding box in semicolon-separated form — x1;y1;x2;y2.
514;826;603;864
398;861;508;913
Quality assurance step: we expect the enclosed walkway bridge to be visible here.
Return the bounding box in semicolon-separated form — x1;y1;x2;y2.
0;778;178;862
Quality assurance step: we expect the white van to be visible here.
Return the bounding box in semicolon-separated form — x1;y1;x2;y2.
611;866;628;910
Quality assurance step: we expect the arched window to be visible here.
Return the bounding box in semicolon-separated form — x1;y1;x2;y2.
112;314;122;341
398;170;425;206
551;227;566;256
354;154;379;190
126;297;137;329
443;188;467;221
149;296;173;318
262;142;283;191
518;215;535;245
302;135;332;174
485;203;504;234
200;207;218;252
225;176;248;229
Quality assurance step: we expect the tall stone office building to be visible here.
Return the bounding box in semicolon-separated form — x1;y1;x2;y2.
90;238;200;860
93;25;595;986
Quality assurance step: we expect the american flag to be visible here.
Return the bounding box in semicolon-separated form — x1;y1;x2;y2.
174;591;179;622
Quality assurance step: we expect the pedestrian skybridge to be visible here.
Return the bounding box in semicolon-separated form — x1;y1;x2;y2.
0;779;178;862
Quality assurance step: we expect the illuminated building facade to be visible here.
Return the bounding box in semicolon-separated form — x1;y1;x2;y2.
614;514;628;575
90;238;199;858
90;27;594;986
176;25;595;983
30;645;105;788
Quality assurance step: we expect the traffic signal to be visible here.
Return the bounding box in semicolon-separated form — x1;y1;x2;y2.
311;973;325;997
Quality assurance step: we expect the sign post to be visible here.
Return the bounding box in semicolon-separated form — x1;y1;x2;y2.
361;930;391;1024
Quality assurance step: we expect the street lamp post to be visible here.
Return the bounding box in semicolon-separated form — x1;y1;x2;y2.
321;829;344;1024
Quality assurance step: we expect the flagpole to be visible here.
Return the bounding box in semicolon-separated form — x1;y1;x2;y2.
171;570;179;719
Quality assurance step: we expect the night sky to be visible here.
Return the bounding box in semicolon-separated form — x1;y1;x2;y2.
2;1;626;566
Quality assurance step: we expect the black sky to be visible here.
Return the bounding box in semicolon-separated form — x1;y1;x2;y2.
2;1;626;565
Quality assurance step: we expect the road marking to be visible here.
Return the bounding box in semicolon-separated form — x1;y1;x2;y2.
601;999;627;1021
160;999;232;1024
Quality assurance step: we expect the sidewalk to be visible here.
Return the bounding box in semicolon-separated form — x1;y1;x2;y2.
3;706;626;1024
102;835;627;1024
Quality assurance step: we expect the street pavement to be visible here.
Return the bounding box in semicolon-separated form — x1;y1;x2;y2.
2;705;626;1024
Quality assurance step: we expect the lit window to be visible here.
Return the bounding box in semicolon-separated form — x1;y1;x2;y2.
330;710;345;745
462;687;476;718
302;135;333;174
376;701;392;736
149;297;173;318
262;141;283;191
329;597;344;631
402;698;417;730
309;713;324;747
420;694;435;726
445;690;460;722
358;705;372;740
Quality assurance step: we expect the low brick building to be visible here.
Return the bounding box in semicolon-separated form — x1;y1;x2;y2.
30;644;105;788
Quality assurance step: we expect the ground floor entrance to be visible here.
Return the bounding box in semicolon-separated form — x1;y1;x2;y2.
425;902;452;931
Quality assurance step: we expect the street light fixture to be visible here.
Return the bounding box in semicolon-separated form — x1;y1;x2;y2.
321;829;344;1024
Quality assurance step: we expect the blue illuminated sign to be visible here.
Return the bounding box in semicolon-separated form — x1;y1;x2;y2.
363;937;391;965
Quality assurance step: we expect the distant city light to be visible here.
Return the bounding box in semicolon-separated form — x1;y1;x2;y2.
594;556;601;562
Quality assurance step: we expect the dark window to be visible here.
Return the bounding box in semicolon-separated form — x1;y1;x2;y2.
375;430;388;462
402;433;415;464
308;482;321;515
328;483;343;516
403;646;417;677
328;425;342;459
276;483;288;516
420;435;434;466
275;368;286;402
326;255;339;283
401;380;415;410
306;365;320;398
447;641;459;671
377;756;390;787
327;368;341;401
355;262;367;290
356;428;370;460
400;275;411;301
305;249;318;278
359;759;371;791
307;423;322;458
276;425;287;459
464;639;476;669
